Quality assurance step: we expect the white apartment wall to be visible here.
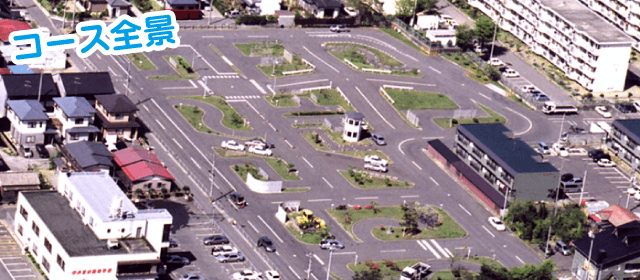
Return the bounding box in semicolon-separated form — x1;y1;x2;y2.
7;109;46;135
592;43;632;92
0;79;8;117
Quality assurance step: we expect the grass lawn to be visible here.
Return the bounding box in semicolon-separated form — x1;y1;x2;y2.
339;170;413;189
309;89;354;111
384;89;459;111
257;55;314;77
292;123;322;128
327;42;404;68
282;187;310;193
126;53;156;70
433;105;507;129
302;131;331;151
378;27;420;51
285;224;329;244
174;105;220;135
180;96;252;131
509;95;535;111
149;56;199;80
266;94;300;107
232;162;267;182
324;127;371;146
327;206;404;239
235;42;285;57
213;148;257;158
263;157;300;181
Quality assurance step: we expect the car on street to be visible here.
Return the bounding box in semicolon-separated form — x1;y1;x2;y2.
217;252;245;263
166;255;190;265
538;142;550;155
533;93;550;101
225;10;242;18
597;158;616;167
203;235;229;245
489;58;504;66
372;134;386;145
181;274;205;280
35;145;48;158
320;239;345;250
264;271;281;280
245;138;268;147
562;176;583;187
257;236;276;252
330;25;350;32
211;245;238;256
248;145;273;156
502;68;519;77
364;155;388;166
364;163;388;172
615;103;637;113
570;126;587;134
232;270;262;280
488;217;506;231
595;106;612;118
229;192;246;208
221;140;245;151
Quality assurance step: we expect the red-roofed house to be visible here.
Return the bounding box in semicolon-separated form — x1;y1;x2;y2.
113;147;174;192
589;204;640;231
0;20;31;43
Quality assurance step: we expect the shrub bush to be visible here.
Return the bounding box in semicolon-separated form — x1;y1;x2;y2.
236;15;268;25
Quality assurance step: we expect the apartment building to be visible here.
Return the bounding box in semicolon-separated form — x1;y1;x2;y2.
454;124;559;203
468;0;634;93
14;172;173;280
576;0;640;50
608;119;640;170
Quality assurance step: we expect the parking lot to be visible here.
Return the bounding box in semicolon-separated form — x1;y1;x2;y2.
0;221;40;280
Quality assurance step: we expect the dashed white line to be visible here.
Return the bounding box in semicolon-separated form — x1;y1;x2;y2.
412;161;422;170
155;119;166;130
444;248;453;257
430;177;439;186
482;225;496;238
268;123;277;131
257;215;284;243
172;138;184;149
190;157;201;169
313;254;325;265
248;35;269;38
365;79;436;86
458;204;472;216
303;46;339;73
107;66;118;76
478;92;492;100
401;195;419;198
430;239;451;258
322;177;334;188
355;86;395;129
308;198;332;202
246;220;259;233
381;249;406;253
355;196;379;200
515;256;524;264
311;273;318;280
301;156;314;168
429;66;442;74
333;251;356;255
288;266;301;279
284;139;294;148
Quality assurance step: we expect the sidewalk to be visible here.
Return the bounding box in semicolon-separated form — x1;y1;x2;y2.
0;211;46;280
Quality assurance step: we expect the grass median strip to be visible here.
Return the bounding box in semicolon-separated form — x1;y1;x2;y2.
327;42;404;68
378;27;420;51
263;157;300;181
384;89;458;111
179;96;252;131
149;55;199;80
235;42;284;57
266;94;300;107
126;53;156;70
282;187;310;193
309;89;354;111
433;104;506;129
257;55;314;77
232;162;267;182
339;170;412;189
174;104;220;135
213;148;258;158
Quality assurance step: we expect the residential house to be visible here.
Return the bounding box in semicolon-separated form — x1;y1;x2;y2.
6;100;48;153
113;147;174;192
589;204;640;231
0;19;30;45
61;141;114;174
164;0;199;10
80;0;108;13
0;73;61;117
608;119;640;171
53;72;115;103
0;171;40;203
93;94;139;147
52;97;99;144
297;0;341;18
467;0;634;93
13;172;173;280
107;0;131;18
572;220;640;280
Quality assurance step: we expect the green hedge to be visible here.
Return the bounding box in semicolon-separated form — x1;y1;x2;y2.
236;15;269;25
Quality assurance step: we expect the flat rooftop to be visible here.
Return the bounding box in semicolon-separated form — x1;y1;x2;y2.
22;191;155;257
540;0;632;43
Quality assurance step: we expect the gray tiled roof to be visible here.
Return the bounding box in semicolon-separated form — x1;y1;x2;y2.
95;94;138;113
53;97;96;118
64;141;114;169
166;0;198;5
108;0;132;6
6;100;48;121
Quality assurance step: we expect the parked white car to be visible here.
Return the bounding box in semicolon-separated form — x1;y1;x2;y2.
364;163;387;173
221;140;245;151
364;155;388;166
595;106;612;118
488;217;506;231
597;158;616;167
232;270;262;280
489;58;504;66
211;245;238;256
552;143;569;157
264;271;280;280
521;84;536;93
503;68;520;78
248;146;273;156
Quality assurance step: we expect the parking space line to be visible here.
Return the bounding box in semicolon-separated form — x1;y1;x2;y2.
482;225;496;238
308;198;332;202
430;240;451;258
313;254;325;265
419;240;441;259
322;177;334;189
301;156;314;168
401;195;419;198
355;86;395;129
430;177;439;186
515;255;524;264
355;196;378;200
478;92;492;100
288;266;301;279
246;220;259;233
284;140;294;148
412;161;422;170
381;249;406;253
365;79;436;87
429;66;441;74
249;79;267;94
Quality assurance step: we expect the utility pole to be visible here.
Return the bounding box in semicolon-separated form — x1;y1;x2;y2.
71;0;77;29
579;169;588;205
409;0;418;27
125;58;131;95
209;153;215;200
62;0;68;28
305;252;312;280
501;187;510;217
37;71;44;102
272;59;277;95
325;249;334;280
583;231;595;280
489;16;499;62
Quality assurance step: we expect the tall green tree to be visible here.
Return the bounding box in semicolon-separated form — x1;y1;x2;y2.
509;260;555;280
474;15;497;47
400;203;420;235
416;0;438;14
455;23;475;51
477;263;509;280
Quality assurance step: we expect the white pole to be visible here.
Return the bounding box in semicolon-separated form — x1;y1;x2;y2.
326;249;333;280
502;187;510;216
37;71;43;102
584;232;594;280
208;0;212;25
627;192;631;209
409;0;418;27
203;78;208;97
125;58;131;96
579;169;587;204
209;153;215;200
62;0;68;28
354;254;357;265
489;17;499;62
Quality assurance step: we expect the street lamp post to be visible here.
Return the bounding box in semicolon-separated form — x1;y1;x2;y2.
501;187;510;217
125;58;131;95
325;249;334;280
489;16;499;63
579;169;588;205
583;231;595;280
305;252;312;280
272;60;277;96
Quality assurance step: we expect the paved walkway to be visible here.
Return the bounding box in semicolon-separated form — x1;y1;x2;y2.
0;217;45;280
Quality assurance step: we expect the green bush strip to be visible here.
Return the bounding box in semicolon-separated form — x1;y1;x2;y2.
378;27;420;51
339;170;413;189
384;89;459;111
232;162;267;182
149;56;199;80
293;123;322;128
327;42;404;68
266;94;300;107
213;148;258;158
301;131;391;161
283;111;345;117
174;104;220;135
263;157;300;181
126;53;157;70
257;55;314;77
235;42;285;57
282;187;310;193
180;96;252;131
433;104;506;129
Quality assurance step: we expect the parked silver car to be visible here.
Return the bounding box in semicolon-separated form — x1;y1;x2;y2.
217;252;245;263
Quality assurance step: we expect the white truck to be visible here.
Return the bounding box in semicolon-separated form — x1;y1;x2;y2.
399;262;431;280
542;102;578;115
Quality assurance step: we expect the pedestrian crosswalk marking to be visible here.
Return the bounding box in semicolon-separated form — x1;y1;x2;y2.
204;75;240;79
224;95;261;100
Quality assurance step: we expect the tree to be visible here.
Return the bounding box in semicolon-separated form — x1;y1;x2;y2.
509;260;555;280
477;263;509;280
395;0;415;21
552;204;587;242
400;203;420;235
352;264;383;280
474;15;497;47
369;200;379;214
455;23;475;51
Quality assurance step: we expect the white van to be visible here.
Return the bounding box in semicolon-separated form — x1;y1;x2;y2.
503;68;519;78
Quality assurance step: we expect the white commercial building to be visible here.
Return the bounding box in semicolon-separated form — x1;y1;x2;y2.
13;172;173;280
468;0;634;93
342;111;364;143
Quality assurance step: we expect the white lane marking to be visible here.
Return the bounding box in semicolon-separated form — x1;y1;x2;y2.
398;137;415;155
515;256;524;264
355;86;395;129
284;139;294;148
301;156;314;168
412;161;422;170
482;225;496;238
366;79;436;86
355;196;379;200
250;79;267;94
478;92;492;100
333;252;356;255
308;198;332;202
277;79;329;87
311;273;318;280
231;99;264;120
155;119;166;130
190;157;201;169
401;195;419;198
505;107;533;136
257;215;284;243
430;239;451;258
381;249;406;253
248;35;269;38
188;80;197;88
416;240;428;251
108;66;118;76
172;138;184;149
303;46;339;73
322;177;334;188
313;254;325;265
419;240;441;259
430;177;439;186
429;66;442;74
444;248;453;257
221;56;234;66
458;204;472;216
110;55;127;73
202;35;224;38
288;266;301;279
96;53;102;60
247;220;259;233
268;123;277;131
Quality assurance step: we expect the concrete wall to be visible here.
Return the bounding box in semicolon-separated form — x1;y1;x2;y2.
246;173;282;193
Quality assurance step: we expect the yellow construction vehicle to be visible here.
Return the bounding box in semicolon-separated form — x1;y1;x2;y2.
295;209;326;229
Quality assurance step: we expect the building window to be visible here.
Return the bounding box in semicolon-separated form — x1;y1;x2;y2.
44;238;52;253
17;224;23;236
56;255;65;271
42;258;50;272
157;183;165;189
28;122;36;128
115;114;125;120
121;228;125;233
116;129;124;135
144;183;152;189
107;229;111;233
32;222;39;237
32;244;38;256
625;263;640;273
19;206;28;220
25;136;35;143
70;133;80;140
75;118;84;125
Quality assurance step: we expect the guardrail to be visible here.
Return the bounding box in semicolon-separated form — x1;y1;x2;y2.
379;87;395;104
336;87;353;107
383;84;413;90
362;68;392;74
344;58;359;69
282;68;315;76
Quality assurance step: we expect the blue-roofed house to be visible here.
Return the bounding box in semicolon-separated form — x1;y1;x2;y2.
6;100;48;154
52;97;99;144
